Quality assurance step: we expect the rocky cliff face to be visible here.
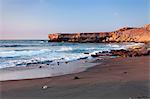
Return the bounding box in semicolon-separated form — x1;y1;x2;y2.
48;24;150;43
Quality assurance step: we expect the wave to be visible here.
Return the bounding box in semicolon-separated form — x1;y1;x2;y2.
0;45;27;47
0;49;52;58
0;46;74;58
0;42;143;69
0;52;89;69
107;44;122;48
57;46;73;51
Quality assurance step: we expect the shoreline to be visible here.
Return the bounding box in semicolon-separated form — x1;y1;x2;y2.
0;58;100;81
1;56;150;99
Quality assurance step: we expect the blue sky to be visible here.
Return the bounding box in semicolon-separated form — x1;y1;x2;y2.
0;0;149;39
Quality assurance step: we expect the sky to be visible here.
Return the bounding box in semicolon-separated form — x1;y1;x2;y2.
0;0;149;40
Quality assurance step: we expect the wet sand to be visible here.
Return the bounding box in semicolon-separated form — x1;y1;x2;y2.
0;59;98;81
1;56;150;99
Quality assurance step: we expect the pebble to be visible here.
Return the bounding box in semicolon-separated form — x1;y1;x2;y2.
42;85;48;89
39;66;42;68
74;76;80;80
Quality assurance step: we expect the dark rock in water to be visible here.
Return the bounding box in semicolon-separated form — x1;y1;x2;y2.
74;76;80;80
26;60;53;66
26;63;32;66
102;51;109;53
61;58;65;60
78;57;88;60
110;49;130;57
84;52;90;54
91;54;99;57
43;60;53;64
57;62;60;65
91;52;112;57
65;61;68;64
40;40;48;43
16;62;27;66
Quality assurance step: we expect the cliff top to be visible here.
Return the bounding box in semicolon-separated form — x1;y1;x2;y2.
48;24;150;43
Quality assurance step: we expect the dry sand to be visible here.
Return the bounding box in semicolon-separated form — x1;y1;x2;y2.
0;56;150;99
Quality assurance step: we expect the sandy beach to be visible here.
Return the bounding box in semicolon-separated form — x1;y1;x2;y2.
1;56;150;99
1;0;149;99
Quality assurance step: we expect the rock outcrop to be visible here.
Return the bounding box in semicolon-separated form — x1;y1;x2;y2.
91;44;150;57
48;32;110;43
48;24;150;43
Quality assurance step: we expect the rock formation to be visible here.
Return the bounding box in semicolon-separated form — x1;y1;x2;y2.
48;24;150;43
91;44;150;57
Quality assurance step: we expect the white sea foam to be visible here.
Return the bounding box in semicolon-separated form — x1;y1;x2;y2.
124;43;144;49
107;44;120;48
57;46;73;51
0;49;52;58
0;41;143;69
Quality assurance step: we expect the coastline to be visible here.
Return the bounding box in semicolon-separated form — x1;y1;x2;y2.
1;42;145;81
1;56;150;99
1;0;149;98
0;58;99;81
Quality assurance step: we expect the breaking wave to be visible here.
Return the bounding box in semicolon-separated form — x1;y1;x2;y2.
0;40;143;69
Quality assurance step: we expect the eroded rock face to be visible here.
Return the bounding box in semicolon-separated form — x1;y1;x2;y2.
91;44;150;57
48;34;59;42
48;24;150;43
143;24;150;30
109;28;150;42
48;32;110;43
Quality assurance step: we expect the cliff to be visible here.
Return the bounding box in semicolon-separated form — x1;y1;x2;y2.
48;24;150;43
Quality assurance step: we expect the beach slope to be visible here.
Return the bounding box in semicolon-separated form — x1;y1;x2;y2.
1;56;150;99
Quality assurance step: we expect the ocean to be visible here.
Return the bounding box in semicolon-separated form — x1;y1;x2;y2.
0;40;141;69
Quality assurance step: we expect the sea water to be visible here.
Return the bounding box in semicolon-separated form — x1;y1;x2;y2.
0;40;142;69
